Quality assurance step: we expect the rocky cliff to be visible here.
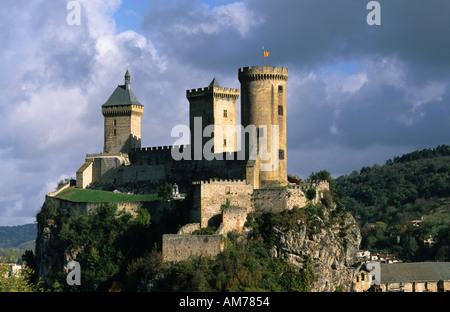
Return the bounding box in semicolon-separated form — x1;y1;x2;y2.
271;198;362;292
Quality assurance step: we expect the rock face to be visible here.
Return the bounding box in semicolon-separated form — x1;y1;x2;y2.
272;206;362;292
287;174;302;185
35;223;66;286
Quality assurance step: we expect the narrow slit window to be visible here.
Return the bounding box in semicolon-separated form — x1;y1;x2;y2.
279;149;285;160
278;105;283;116
113;129;117;136
223;110;228;118
278;85;283;93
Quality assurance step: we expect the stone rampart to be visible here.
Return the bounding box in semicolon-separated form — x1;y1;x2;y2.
220;207;247;234
252;184;325;213
162;234;223;262
46;182;72;198
192;179;253;228
238;66;288;82
44;195;141;216
186;86;239;99
43;193;190;226
88;146;247;194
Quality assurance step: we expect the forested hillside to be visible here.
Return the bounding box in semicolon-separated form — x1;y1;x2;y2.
336;145;450;262
0;223;37;263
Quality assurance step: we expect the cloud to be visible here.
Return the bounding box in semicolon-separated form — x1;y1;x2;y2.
166;2;262;37
0;0;163;225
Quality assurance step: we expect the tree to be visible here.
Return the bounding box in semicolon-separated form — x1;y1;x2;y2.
0;266;44;292
157;182;173;201
220;198;231;211
57;203;146;291
317;170;332;182
305;187;316;201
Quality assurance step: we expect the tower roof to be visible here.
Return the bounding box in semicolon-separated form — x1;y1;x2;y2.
208;77;221;88
103;70;142;107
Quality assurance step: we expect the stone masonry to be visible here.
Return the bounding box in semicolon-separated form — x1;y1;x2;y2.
71;66;332;263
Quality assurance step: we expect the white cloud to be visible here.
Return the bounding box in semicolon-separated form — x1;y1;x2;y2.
169;2;263;37
0;0;172;225
400;81;447;126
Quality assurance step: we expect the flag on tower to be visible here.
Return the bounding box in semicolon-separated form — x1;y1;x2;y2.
262;46;270;66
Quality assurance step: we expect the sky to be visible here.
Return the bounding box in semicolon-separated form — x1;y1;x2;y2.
0;0;449;226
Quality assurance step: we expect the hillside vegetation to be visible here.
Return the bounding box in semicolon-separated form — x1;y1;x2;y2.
336;144;450;261
0;224;37;263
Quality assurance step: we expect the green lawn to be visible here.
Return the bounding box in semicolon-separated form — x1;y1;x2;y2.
55;188;159;203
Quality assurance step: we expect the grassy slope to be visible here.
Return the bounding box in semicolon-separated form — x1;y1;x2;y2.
55;188;159;203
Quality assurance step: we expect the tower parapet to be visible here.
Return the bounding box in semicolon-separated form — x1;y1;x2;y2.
238;66;288;82
186;86;239;99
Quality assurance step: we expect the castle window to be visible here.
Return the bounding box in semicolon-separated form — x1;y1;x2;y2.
114;119;117;126
223;110;228;118
113;129;117;136
224;139;227;146
278;85;283;93
278;105;283;116
279;149;285;160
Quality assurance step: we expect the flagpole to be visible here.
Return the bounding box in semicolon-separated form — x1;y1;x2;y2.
262;46;264;67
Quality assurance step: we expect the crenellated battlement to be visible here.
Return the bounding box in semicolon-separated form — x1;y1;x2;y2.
186;86;239;99
102;104;144;117
132;144;188;152
193;178;247;185
238;66;288;82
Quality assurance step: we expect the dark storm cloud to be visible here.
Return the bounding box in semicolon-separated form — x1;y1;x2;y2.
141;0;450;79
139;0;449;171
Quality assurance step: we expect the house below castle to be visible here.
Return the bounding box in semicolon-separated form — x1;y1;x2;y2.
353;262;450;292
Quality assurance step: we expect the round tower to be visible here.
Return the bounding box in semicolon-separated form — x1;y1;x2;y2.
238;66;288;187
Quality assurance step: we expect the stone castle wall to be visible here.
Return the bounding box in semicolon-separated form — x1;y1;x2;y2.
192;179;253;228
220;207;247;234
85;146;248;193
44;193;187;226
162;234;223;262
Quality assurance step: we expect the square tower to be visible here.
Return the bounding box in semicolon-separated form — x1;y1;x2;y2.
186;78;239;158
102;70;144;154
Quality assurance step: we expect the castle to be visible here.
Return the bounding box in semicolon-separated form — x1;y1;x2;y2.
73;65;329;261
